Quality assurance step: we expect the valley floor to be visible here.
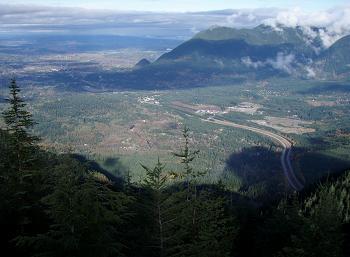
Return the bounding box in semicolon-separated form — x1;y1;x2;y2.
1;78;349;198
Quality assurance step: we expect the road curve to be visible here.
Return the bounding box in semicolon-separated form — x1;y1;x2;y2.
205;118;304;191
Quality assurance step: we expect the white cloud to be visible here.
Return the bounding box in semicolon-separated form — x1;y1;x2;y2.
263;6;350;47
305;66;316;78
0;3;349;45
241;52;295;74
268;53;295;74
241;56;264;69
225;8;277;28
0;4;254;38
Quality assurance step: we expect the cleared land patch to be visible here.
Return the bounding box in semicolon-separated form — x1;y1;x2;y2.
250;116;315;134
306;99;336;107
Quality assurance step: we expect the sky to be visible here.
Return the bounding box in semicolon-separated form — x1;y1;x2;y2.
0;0;350;47
3;0;349;12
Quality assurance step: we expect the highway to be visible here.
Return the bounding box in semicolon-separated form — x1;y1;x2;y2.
170;102;304;191
205;118;304;191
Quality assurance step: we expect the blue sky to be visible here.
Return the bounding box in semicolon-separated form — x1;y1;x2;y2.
4;0;349;12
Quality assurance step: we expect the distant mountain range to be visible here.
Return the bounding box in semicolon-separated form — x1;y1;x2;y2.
76;25;350;90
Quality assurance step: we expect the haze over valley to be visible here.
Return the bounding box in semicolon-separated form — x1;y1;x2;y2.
1;1;350;257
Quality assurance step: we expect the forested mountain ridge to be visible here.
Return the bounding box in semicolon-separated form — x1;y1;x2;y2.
193;25;317;45
153;25;350;79
321;35;350;77
1;79;350;257
176;24;320;62
87;25;350;90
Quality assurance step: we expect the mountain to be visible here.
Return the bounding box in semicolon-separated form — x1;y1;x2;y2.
159;38;296;61
151;25;327;79
83;25;349;90
195;25;310;45
135;58;151;68
162;25;322;60
318;35;350;77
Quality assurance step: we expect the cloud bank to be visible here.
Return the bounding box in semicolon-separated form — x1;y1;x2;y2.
0;4;246;39
263;6;350;47
0;3;349;45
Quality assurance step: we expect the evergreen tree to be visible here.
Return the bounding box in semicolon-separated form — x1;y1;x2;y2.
184;191;237;257
262;173;350;257
0;79;43;257
17;157;132;257
142;159;169;256
173;126;202;199
172;126;203;232
170;127;237;257
142;159;178;257
255;195;304;257
171;126;201;253
2;78;38;173
279;178;348;257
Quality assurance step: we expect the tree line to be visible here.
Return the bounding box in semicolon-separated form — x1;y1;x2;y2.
0;79;349;257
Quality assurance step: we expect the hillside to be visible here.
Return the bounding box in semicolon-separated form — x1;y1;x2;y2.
9;25;349;91
159;38;297;61
159;25;323;63
109;24;348;90
319;35;350;76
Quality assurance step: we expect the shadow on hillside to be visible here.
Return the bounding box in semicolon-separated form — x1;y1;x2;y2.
224;146;281;186
223;146;285;202
298;83;350;94
224;146;350;189
102;157;129;177
104;157;120;167
291;146;350;184
71;154;125;187
306;136;331;148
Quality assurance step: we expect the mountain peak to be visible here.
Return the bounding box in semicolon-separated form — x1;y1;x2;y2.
135;58;151;68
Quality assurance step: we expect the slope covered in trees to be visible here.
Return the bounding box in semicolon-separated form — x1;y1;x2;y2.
0;79;349;257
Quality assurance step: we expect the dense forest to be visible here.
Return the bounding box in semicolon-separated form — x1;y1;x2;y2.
0;79;349;257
